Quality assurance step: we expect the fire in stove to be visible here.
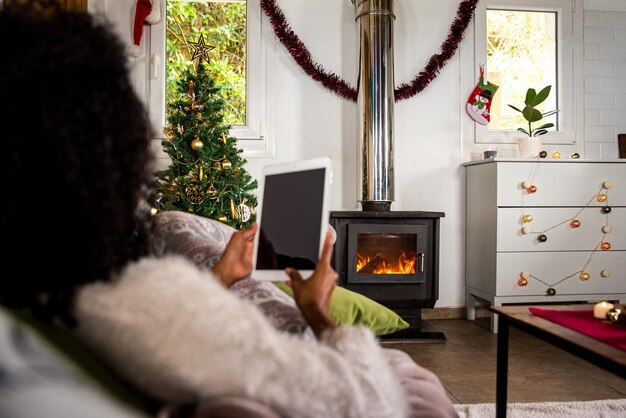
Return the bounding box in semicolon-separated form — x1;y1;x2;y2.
356;251;416;274
355;233;418;275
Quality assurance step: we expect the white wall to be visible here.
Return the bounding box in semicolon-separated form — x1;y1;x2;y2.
583;0;626;158
97;0;626;308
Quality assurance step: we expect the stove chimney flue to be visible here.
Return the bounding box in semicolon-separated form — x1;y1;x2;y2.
353;0;395;212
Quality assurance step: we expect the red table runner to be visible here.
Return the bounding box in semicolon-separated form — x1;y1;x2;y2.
529;307;626;351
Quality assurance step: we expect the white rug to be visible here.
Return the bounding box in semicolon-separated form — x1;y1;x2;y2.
454;398;626;417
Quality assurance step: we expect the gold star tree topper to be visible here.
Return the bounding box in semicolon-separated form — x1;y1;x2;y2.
189;34;215;64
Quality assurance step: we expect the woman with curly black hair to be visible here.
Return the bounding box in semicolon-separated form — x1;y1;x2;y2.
0;3;456;418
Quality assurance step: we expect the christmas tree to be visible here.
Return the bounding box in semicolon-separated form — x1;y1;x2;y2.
154;64;257;229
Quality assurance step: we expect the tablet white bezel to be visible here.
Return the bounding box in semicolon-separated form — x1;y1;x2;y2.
252;157;332;281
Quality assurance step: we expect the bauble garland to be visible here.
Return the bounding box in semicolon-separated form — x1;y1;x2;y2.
260;0;479;102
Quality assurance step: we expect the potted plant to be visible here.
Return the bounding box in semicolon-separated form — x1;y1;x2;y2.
508;85;559;158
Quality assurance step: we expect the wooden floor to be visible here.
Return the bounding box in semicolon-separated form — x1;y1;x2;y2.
382;317;626;404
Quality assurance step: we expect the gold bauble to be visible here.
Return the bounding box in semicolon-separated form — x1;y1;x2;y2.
579;272;590;281
218;215;228;223
221;132;228;144
185;185;203;204
522;214;533;223
551;151;561;159
222;159;232;169
230;199;236;218
517;277;528;287
191;138;204;151
207;184;217;197
597;193;607;202
235;203;252;222
213;161;222;170
600;241;611;250
570;219;581;228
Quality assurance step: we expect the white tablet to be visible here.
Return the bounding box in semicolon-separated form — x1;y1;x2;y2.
252;157;332;281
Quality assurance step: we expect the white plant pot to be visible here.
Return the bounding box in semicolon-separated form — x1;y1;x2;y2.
518;136;542;158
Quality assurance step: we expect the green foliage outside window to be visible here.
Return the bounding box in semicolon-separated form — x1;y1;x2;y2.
166;1;246;126
487;10;557;131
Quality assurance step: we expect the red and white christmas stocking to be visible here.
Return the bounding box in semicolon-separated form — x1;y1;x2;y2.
466;66;499;125
129;0;162;58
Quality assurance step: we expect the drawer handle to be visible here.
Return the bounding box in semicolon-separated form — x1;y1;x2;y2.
417;252;425;273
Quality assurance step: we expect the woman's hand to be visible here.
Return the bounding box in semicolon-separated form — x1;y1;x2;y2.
285;229;338;337
211;223;258;287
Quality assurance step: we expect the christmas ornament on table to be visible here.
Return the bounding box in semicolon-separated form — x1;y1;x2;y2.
129;0;161;58
154;60;258;230
466;65;499;125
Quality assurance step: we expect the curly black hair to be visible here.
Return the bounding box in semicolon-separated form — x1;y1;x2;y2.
0;1;153;324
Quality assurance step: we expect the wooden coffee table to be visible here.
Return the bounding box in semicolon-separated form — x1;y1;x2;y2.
489;305;626;418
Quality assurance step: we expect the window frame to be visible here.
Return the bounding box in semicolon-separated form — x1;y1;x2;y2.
469;0;583;145
148;0;276;158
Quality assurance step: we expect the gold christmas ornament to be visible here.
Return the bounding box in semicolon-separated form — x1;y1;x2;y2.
198;165;204;181
597;193;607;202
230;199;236;218
185;185;203;204
570;219;581;228
579;272;590;281
222;159;232;169
517;277;528;287
191;138;204;151
235;203;252;222
600;241;611;250
177;125;184;134
207;184;217;197
213;161;222;170
527;185;537;193
221;132;228;144
233;168;240;176
551;151;561;159
522;214;533;223
218;215;228;223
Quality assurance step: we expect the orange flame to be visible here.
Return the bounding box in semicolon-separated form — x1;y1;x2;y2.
356;251;416;274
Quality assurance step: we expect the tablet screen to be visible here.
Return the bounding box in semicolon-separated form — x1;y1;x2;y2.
255;167;326;271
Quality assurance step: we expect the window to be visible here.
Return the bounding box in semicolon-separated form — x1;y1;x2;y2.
471;0;582;144
149;0;275;157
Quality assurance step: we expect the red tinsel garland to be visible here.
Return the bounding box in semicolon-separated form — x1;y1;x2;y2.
260;0;479;103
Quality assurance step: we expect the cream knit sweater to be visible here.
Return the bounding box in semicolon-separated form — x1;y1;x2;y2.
74;256;409;418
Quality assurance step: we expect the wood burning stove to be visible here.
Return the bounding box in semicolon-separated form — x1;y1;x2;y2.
330;210;445;340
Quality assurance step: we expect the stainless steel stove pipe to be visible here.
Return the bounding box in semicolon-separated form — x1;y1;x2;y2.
353;0;395;211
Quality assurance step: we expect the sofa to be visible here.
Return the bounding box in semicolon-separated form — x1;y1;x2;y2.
0;211;456;418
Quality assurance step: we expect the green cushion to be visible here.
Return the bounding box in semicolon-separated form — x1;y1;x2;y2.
272;282;409;336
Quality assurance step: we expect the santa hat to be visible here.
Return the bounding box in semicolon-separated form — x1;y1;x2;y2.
129;0;161;58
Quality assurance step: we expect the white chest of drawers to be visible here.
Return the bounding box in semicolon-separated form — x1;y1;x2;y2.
463;159;626;331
